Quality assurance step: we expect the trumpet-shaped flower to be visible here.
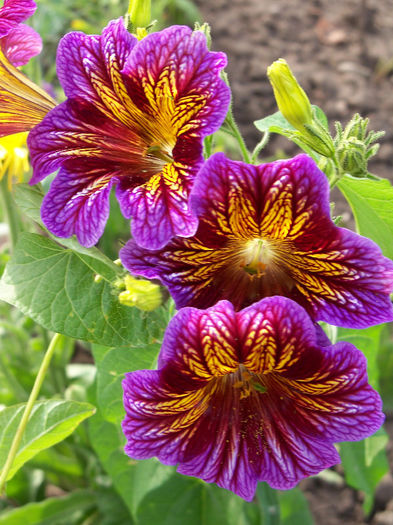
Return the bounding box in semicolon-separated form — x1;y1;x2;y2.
122;297;383;500
0;0;42;66
28;19;230;249
121;153;393;329
0;48;56;137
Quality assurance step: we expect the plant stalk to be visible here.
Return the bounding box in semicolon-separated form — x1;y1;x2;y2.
0;332;63;494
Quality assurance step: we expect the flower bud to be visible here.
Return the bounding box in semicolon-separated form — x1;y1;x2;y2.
118;275;162;312
127;0;151;30
267;58;313;131
334;114;385;178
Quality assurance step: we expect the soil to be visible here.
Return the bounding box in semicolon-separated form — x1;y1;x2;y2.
195;1;393;523
196;0;393;181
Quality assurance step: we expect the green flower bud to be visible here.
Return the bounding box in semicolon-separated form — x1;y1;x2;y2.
267;58;313;131
336;137;367;177
334;114;385;178
127;0;150;30
118;275;162;312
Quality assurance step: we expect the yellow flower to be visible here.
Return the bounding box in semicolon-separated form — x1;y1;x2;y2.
0;132;29;189
119;274;162;311
267;58;312;131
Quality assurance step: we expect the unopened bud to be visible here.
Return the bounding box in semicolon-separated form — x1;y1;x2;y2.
118;275;162;312
267;58;313;131
127;0;151;30
334;114;385;178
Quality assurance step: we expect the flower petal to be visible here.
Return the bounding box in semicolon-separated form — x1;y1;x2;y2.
1;23;41;66
0;0;36;38
41;168;115;247
123;297;383;500
56;18;137;120
28;98;146;184
121;153;393;328
0;48;55;137
122;25;230;138
117;160;200;250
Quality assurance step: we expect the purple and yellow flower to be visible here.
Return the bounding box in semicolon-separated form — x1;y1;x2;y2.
121;153;393;329
122;297;383;500
0;0;42;66
27;19;230;249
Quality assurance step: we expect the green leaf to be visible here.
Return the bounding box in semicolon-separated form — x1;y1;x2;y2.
278;487;314;525
93;487;134;525
135;469;247;525
338;175;393;259
254;110;295;133
0;490;96;525
13;184;124;273
311;105;328;129
336;324;384;390
0;400;95;481
92;344;160;423
256;483;280;525
13;183;43;224
340;428;389;514
0;233;168;346
254;109;320;161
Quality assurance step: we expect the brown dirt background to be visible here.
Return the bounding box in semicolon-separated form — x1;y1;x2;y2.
196;1;393;524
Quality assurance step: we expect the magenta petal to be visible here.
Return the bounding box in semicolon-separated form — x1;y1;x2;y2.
41;168;115;247
122;25;230;138
0;0;36;38
1;23;41;66
117;166;200;250
56;18;137;107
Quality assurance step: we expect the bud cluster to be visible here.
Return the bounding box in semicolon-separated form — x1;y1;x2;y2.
334;114;385;178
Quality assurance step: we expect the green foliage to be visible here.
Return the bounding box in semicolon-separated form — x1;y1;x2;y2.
338;175;393;259
340;429;389;514
278;488;314;525
0;233;168;347
0;400;95;482
0;489;97;525
336;325;390;513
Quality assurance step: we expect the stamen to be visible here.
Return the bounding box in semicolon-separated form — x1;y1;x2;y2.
241;238;275;277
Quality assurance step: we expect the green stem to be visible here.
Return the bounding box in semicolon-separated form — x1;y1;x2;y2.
221;72;251;163
0;176;20;250
225;110;251;163
328;154;344;189
0;333;63;494
251;132;270;163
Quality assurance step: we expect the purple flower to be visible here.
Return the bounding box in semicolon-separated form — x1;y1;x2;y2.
0;0;42;66
122;297;383;500
28;19;230;249
121;153;393;329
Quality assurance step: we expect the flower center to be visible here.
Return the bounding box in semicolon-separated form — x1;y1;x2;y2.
230;364;267;399
240;238;275;277
145;144;174;165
